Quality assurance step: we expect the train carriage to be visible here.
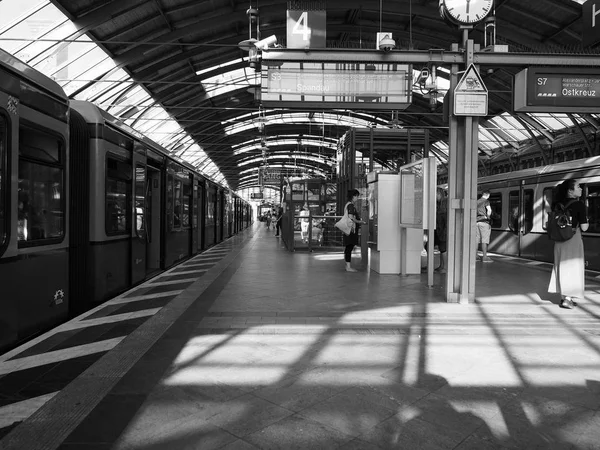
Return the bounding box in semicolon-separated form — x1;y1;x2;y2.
0;49;71;350
479;156;600;271
0;52;251;353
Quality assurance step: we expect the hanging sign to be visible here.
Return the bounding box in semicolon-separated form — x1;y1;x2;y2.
454;64;488;116
287;1;326;49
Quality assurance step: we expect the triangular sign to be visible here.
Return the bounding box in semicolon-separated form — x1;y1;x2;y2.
455;64;487;93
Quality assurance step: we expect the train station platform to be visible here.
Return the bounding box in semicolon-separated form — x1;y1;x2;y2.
1;222;600;450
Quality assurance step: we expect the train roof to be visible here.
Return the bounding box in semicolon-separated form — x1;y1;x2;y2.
478;156;600;185
0;48;67;101
70;100;226;188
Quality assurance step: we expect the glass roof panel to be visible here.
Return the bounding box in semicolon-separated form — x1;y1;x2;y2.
201;66;259;99
0;0;225;185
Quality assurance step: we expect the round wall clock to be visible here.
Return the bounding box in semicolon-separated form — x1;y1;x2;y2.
440;0;494;25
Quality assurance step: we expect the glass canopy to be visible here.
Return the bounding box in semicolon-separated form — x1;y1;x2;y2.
0;0;591;194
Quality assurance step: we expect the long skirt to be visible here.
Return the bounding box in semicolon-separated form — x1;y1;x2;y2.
548;228;585;299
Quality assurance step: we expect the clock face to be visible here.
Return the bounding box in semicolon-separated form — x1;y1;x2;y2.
441;0;494;25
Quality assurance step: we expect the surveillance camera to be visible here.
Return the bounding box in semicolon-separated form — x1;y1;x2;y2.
380;42;395;52
254;35;277;50
376;32;395;52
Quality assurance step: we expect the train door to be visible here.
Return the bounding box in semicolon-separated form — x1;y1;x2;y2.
131;153;148;285
146;165;161;274
191;181;198;253
205;184;216;247
216;190;223;242
508;186;535;258
196;180;205;250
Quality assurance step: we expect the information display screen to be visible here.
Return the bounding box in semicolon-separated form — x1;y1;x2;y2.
514;67;600;113
261;61;412;110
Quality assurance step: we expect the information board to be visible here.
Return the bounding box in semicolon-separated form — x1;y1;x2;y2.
261;61;412;110
399;161;424;228
514;67;600;113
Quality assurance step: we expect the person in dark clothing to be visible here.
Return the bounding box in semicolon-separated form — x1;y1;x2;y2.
275;206;283;236
343;189;365;272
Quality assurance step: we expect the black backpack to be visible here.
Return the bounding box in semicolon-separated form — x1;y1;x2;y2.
547;200;576;242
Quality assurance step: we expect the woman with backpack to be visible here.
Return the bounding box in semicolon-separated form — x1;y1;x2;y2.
548;179;588;309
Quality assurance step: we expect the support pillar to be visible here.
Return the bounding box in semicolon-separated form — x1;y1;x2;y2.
445;39;480;303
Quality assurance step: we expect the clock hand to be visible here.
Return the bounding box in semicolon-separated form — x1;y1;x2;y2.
466;0;470;14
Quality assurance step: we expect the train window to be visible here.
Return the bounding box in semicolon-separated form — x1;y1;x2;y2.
542;187;554;230
182;182;191;228
508;191;519;233
173;179;182;229
18;127;65;245
586;183;600;233
523;189;534;234
488;193;502;228
508;189;533;235
105;157;131;235
0;118;6;247
167;175;173;230
135;165;146;238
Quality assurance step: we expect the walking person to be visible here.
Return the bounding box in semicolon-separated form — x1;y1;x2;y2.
476;190;493;262
299;203;310;242
548;179;588;309
343;189;365;272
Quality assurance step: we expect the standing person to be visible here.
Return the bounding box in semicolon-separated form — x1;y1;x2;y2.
265;211;272;229
548;179;588;309
299;203;310;242
343;189;365;272
274;205;283;237
476;190;493;262
434;187;448;273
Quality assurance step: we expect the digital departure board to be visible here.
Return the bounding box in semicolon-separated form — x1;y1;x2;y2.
514;67;600;113
261;61;412;110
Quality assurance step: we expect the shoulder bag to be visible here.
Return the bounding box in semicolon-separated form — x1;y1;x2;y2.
334;202;354;236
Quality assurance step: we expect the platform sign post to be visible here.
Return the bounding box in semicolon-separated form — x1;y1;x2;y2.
454;64;488;116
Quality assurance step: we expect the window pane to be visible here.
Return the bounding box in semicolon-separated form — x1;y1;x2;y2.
18;161;64;242
488;192;502;228
20;128;61;164
523;189;534;234
105;158;131;235
18;126;64;244
509;191;519;234
135;165;146;238
182;182;191;228
542;187;554;230
173;179;182;228
586;183;600;233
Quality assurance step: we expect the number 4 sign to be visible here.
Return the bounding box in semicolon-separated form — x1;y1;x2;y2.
287;9;326;49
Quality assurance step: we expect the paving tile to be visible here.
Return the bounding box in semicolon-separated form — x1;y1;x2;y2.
205;393;294;437
297;389;397;438
357;415;466;450
244;414;353;449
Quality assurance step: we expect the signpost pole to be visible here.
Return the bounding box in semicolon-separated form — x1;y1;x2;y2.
446;39;481;304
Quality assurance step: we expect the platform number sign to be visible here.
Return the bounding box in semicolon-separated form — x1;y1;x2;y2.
287;9;326;49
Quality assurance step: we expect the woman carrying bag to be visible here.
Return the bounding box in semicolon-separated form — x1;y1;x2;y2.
342;189;365;272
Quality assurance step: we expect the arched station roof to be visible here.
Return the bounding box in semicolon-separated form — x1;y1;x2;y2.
0;0;597;193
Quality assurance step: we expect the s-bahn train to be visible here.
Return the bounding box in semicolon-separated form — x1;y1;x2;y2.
0;50;252;352
478;156;600;270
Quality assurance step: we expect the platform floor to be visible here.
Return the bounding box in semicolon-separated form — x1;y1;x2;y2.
2;222;600;450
